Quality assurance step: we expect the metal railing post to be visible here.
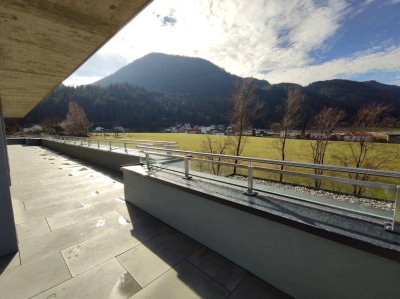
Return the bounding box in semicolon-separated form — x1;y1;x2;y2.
244;165;257;196
183;156;192;180
386;185;400;234
88;138;90;147
145;153;150;169
109;141;112;151
124;142;127;153
97;140;100;148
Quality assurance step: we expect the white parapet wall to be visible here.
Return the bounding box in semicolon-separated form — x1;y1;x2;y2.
42;139;140;171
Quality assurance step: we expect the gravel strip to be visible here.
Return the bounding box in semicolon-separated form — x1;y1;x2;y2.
231;175;395;211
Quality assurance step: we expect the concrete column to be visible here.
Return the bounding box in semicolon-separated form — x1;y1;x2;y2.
0;99;18;257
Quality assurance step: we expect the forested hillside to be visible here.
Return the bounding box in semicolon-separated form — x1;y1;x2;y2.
23;53;400;130
23;84;231;130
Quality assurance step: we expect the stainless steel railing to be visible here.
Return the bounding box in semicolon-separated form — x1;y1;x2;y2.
138;146;400;234
46;135;178;152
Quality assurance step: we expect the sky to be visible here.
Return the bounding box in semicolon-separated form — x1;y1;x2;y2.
63;0;400;87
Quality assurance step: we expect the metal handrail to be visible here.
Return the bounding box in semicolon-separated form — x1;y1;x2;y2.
138;146;400;178
140;147;400;234
47;136;178;152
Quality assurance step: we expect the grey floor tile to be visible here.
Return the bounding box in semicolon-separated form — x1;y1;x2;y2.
117;230;201;287
228;274;292;299
0;252;20;273
31;259;141;299
23;184;123;210
187;247;247;292
13;200;83;225
11;183;55;196
130;260;229;299
16;218;51;241
78;188;125;207
38;173;96;186
0;252;71;299
46;198;143;230
20;187;81;207
19;211;122;263
61;216;168;276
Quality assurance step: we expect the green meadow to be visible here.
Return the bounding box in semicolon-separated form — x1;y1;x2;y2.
93;132;400;200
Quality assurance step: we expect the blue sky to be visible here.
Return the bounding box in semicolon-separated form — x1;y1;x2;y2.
64;0;400;86
311;1;399;61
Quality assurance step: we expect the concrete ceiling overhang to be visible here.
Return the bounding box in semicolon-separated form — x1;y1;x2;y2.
0;0;152;118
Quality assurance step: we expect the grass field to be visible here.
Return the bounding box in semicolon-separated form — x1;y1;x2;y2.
93;132;400;200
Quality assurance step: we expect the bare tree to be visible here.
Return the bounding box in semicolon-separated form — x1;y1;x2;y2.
307;107;345;188
270;123;282;134
41;117;62;135
332;104;394;196
274;87;305;181
4;119;20;135
61;102;91;136
230;78;262;174
113;122;121;138
199;135;233;176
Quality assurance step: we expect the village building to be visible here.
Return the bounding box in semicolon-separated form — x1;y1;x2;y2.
280;130;302;139
343;132;373;142
93;126;104;132
387;132;400;143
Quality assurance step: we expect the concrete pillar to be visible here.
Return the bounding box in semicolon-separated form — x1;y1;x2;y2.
0;99;18;257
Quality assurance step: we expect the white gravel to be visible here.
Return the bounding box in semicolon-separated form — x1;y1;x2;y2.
232;175;395;211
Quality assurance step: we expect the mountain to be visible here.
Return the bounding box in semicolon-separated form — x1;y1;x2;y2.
23;83;234;130
363;80;400;94
95;53;269;97
23;53;400;130
305;79;400;120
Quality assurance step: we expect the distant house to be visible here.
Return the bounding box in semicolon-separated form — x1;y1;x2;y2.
200;126;213;134
93;127;104;132
252;129;266;136
113;126;125;132
177;123;191;133
309;131;331;139
177;127;188;133
188;128;201;134
387;133;400;143
243;130;253;136
217;124;225;131
343;132;373;142
225;129;234;135
280;130;301;139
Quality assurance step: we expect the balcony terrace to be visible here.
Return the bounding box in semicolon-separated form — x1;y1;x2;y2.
0;144;290;299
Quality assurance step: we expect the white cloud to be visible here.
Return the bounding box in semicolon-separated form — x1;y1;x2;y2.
63;75;103;87
64;0;399;86
263;46;400;85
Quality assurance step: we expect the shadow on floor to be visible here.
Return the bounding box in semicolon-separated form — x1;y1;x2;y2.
0;252;19;274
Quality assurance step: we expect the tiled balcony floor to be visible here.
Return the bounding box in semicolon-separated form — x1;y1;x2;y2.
0;145;290;299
